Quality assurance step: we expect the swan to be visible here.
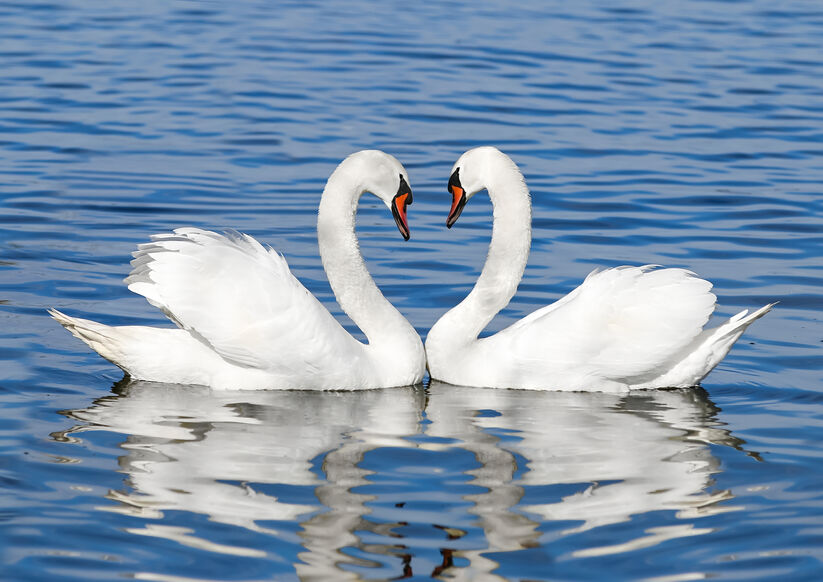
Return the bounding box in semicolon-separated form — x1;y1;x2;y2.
51;150;426;390
425;146;774;392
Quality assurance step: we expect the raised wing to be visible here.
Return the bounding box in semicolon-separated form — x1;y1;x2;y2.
125;228;365;376
497;265;716;382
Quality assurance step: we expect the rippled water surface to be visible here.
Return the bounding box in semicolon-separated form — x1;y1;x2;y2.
2;1;822;580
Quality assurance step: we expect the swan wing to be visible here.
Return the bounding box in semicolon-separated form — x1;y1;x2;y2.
500;266;716;380
125;228;363;375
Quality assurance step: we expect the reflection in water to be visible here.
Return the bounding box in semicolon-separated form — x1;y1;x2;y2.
425;382;751;576
56;380;752;579
57;380;427;574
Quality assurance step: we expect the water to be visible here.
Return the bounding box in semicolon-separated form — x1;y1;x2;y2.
1;0;821;580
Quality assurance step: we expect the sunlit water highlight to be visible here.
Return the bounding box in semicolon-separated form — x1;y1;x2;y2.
1;1;822;580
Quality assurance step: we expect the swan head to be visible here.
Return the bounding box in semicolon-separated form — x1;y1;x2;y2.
340;150;414;240
446;146;517;228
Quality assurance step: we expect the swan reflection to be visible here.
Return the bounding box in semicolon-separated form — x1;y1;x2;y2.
57;380;425;567
425;381;750;573
57;380;751;579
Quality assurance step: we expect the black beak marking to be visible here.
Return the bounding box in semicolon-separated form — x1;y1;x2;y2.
446;168;467;229
391;174;413;241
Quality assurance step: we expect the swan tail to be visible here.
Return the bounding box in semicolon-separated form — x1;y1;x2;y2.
642;303;775;388
714;303;775;342
699;302;775;368
49;309;131;371
50;308;221;383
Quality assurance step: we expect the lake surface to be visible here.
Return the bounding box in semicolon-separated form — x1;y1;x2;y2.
1;1;822;580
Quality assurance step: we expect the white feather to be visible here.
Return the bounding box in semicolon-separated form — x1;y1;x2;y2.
426;147;773;392
52;151;426;390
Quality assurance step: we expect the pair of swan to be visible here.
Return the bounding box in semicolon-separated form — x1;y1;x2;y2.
51;148;773;393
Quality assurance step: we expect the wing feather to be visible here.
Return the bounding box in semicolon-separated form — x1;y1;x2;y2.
498;266;716;381
124;228;364;374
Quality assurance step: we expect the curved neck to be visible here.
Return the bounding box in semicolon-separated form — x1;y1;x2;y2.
432;161;532;343
317;167;418;349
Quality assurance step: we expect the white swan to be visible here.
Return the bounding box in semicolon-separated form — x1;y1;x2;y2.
425;146;774;392
51;150;426;390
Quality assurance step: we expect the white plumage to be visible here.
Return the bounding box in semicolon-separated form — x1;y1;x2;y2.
51;150;425;390
425;147;773;392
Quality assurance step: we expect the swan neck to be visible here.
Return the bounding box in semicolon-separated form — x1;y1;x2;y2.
317;168;417;349
435;161;532;343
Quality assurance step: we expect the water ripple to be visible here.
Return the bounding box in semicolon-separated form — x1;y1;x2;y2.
1;1;822;580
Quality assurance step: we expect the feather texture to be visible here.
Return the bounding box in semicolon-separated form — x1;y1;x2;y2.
52;151;426;390
426;147;772;391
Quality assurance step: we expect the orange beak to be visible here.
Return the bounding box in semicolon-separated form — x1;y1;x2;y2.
391;174;413;240
446;185;467;229
392;192;411;240
446;168;467;228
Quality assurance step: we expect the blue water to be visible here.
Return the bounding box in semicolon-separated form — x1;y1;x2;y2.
1;1;822;580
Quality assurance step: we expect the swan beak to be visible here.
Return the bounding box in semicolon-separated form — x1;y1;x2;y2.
391;175;413;241
447;169;467;228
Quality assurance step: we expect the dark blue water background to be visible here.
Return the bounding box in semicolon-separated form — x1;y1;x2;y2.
1;1;822;580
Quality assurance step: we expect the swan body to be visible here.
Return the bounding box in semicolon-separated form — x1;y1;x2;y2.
425;146;773;393
52;150;426;390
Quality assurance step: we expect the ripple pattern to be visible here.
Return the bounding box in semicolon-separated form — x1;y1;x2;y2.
1;1;822;581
